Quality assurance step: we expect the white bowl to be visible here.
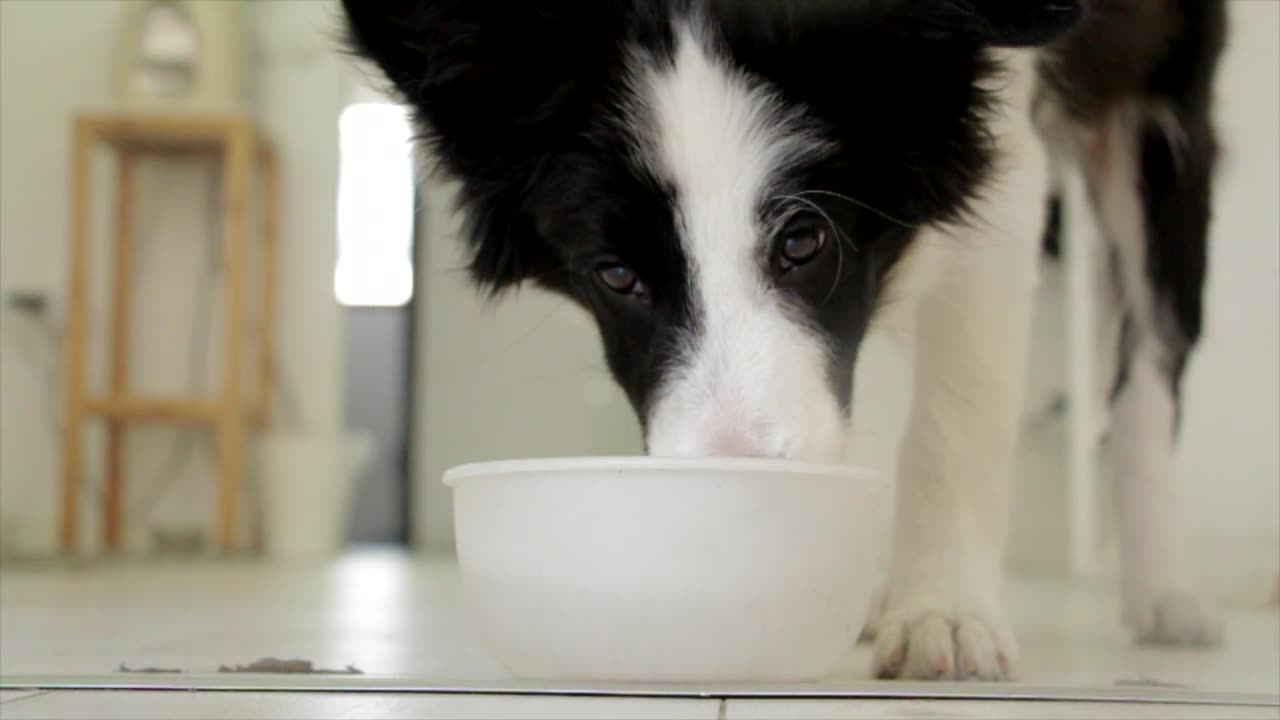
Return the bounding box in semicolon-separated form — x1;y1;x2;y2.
444;456;886;683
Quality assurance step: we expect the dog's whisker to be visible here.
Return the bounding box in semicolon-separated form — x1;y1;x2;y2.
825;239;845;305
795;189;917;230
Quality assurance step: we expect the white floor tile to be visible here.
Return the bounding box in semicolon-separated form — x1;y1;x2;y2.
0;691;722;720
724;699;1280;720
1;549;1277;702
0;552;502;679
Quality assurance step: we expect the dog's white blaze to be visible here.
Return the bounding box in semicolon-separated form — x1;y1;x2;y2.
634;22;846;461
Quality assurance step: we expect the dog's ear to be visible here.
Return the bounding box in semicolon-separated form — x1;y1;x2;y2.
715;0;1081;49
341;1;623;293
910;0;1084;47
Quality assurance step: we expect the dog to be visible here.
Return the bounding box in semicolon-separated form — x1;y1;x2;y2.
342;0;1227;680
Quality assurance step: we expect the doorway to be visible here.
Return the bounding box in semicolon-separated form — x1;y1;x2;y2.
335;101;418;546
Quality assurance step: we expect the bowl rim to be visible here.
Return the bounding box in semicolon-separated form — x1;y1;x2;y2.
443;455;880;487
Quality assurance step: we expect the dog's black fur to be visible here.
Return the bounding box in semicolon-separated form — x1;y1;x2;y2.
344;0;1090;417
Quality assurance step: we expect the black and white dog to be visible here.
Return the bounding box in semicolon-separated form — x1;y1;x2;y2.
343;0;1227;680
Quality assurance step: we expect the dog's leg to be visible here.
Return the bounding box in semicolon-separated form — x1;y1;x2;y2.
870;50;1050;682
870;241;1038;680
1086;106;1221;647
869;81;1051;676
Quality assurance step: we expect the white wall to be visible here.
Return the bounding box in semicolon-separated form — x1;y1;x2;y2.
246;0;348;437
1;0;124;554
1175;1;1280;594
0;0;348;556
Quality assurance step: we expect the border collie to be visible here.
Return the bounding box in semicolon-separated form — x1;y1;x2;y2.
343;0;1227;680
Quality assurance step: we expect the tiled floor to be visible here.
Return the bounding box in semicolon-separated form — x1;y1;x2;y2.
1;692;1278;720
0;690;724;719
1;550;1276;718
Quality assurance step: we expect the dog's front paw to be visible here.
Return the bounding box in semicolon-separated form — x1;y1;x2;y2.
1126;589;1222;648
872;606;1017;681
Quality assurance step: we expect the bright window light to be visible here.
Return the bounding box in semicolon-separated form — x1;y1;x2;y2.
336;103;415;307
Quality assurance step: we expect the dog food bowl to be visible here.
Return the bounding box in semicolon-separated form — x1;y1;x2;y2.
444;456;885;682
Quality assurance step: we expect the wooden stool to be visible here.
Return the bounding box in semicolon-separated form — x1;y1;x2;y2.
60;111;278;554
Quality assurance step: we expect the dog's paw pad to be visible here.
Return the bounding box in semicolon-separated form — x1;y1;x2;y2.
1130;591;1222;648
872;611;1014;681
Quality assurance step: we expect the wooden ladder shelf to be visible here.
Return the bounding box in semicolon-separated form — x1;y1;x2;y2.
60;111;279;554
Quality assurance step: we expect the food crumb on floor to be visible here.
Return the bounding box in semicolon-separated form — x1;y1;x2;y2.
116;663;182;674
1116;675;1186;688
216;657;363;675
115;658;364;675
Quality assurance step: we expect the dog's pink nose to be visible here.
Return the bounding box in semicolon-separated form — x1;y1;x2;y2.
706;430;770;458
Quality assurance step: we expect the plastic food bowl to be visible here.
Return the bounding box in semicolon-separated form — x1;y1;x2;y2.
444;456;885;683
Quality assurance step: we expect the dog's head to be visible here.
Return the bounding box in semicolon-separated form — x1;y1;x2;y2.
344;0;1079;461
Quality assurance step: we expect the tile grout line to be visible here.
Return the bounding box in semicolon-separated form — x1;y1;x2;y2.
716;697;727;720
3;676;1275;707
0;689;50;706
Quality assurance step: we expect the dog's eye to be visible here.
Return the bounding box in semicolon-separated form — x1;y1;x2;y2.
596;262;647;298
778;227;828;271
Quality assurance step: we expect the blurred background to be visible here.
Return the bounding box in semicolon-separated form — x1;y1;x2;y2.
0;0;1274;606
0;0;645;567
